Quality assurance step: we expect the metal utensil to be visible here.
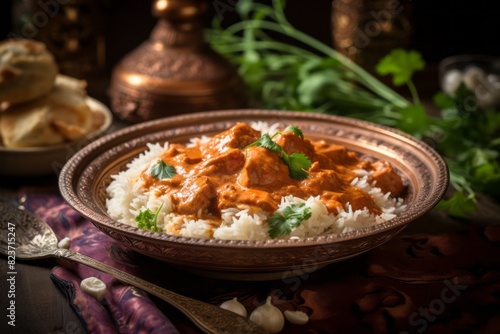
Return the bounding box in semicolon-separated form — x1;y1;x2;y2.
0;200;265;334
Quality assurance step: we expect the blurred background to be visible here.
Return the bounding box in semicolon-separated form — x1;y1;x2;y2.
0;0;500;116
0;0;500;76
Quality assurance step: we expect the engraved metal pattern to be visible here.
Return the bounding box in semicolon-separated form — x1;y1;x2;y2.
0;201;265;334
0;200;57;258
59;110;449;280
119;43;228;81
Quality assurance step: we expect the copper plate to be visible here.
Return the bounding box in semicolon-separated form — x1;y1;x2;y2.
59;110;448;280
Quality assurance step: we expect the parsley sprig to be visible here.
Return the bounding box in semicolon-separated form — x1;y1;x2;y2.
246;126;311;179
151;160;176;180
268;203;312;238
135;204;163;232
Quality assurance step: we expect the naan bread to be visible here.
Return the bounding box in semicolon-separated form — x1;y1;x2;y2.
0;75;93;148
0;39;58;105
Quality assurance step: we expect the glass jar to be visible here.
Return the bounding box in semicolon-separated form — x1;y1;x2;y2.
331;0;413;73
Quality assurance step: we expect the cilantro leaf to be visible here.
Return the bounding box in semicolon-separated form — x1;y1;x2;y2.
268;203;312;238
246;127;312;180
252;133;283;156
135;204;163;232
375;49;425;86
284;125;304;138
286;153;311;180
151;160;176;180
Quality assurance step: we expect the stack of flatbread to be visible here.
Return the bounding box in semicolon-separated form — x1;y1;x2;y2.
0;39;94;148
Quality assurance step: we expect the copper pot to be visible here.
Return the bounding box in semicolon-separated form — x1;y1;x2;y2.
109;0;249;123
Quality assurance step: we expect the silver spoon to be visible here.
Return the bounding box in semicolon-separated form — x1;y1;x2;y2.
0;200;266;334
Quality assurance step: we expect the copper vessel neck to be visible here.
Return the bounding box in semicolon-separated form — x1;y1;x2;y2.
109;0;249;122
150;0;206;49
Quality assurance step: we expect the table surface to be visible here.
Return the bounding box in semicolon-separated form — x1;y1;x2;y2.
1;71;499;334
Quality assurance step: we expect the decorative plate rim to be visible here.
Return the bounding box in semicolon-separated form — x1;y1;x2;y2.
59;109;449;249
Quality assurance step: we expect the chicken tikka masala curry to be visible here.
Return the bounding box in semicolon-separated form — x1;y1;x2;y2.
139;123;405;224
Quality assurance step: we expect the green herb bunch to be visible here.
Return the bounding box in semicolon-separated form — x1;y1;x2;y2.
207;0;409;118
376;50;500;217
207;0;500;218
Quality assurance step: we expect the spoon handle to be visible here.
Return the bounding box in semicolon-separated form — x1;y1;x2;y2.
53;248;265;334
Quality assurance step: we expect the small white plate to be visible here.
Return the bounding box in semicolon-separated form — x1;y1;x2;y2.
0;97;113;177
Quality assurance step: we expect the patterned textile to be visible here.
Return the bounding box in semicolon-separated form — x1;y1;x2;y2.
18;187;179;334
17;187;500;333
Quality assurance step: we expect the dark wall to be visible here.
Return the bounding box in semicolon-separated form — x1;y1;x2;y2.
1;0;500;71
411;1;500;61
0;0;12;39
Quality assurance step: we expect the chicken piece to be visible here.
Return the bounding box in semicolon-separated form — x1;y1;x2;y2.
201;148;245;176
370;161;405;197
217;185;278;213
299;169;342;196
312;140;359;166
270;185;307;203
161;144;203;164
343;187;381;215
321;191;347;213
173;176;216;215
238;146;293;189
204;122;261;152
274;131;315;158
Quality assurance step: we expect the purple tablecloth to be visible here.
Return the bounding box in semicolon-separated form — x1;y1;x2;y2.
19;187;178;334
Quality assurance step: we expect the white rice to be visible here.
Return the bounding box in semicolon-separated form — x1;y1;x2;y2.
106;123;406;241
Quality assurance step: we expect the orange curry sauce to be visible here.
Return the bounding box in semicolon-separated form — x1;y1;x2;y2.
140;123;404;222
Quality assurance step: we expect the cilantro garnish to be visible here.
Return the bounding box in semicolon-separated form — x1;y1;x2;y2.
135;204;163;232
247;133;282;152
151;160;176;180
283;125;304;138
268;203;312;238
282;153;311;180
246;127;312;180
